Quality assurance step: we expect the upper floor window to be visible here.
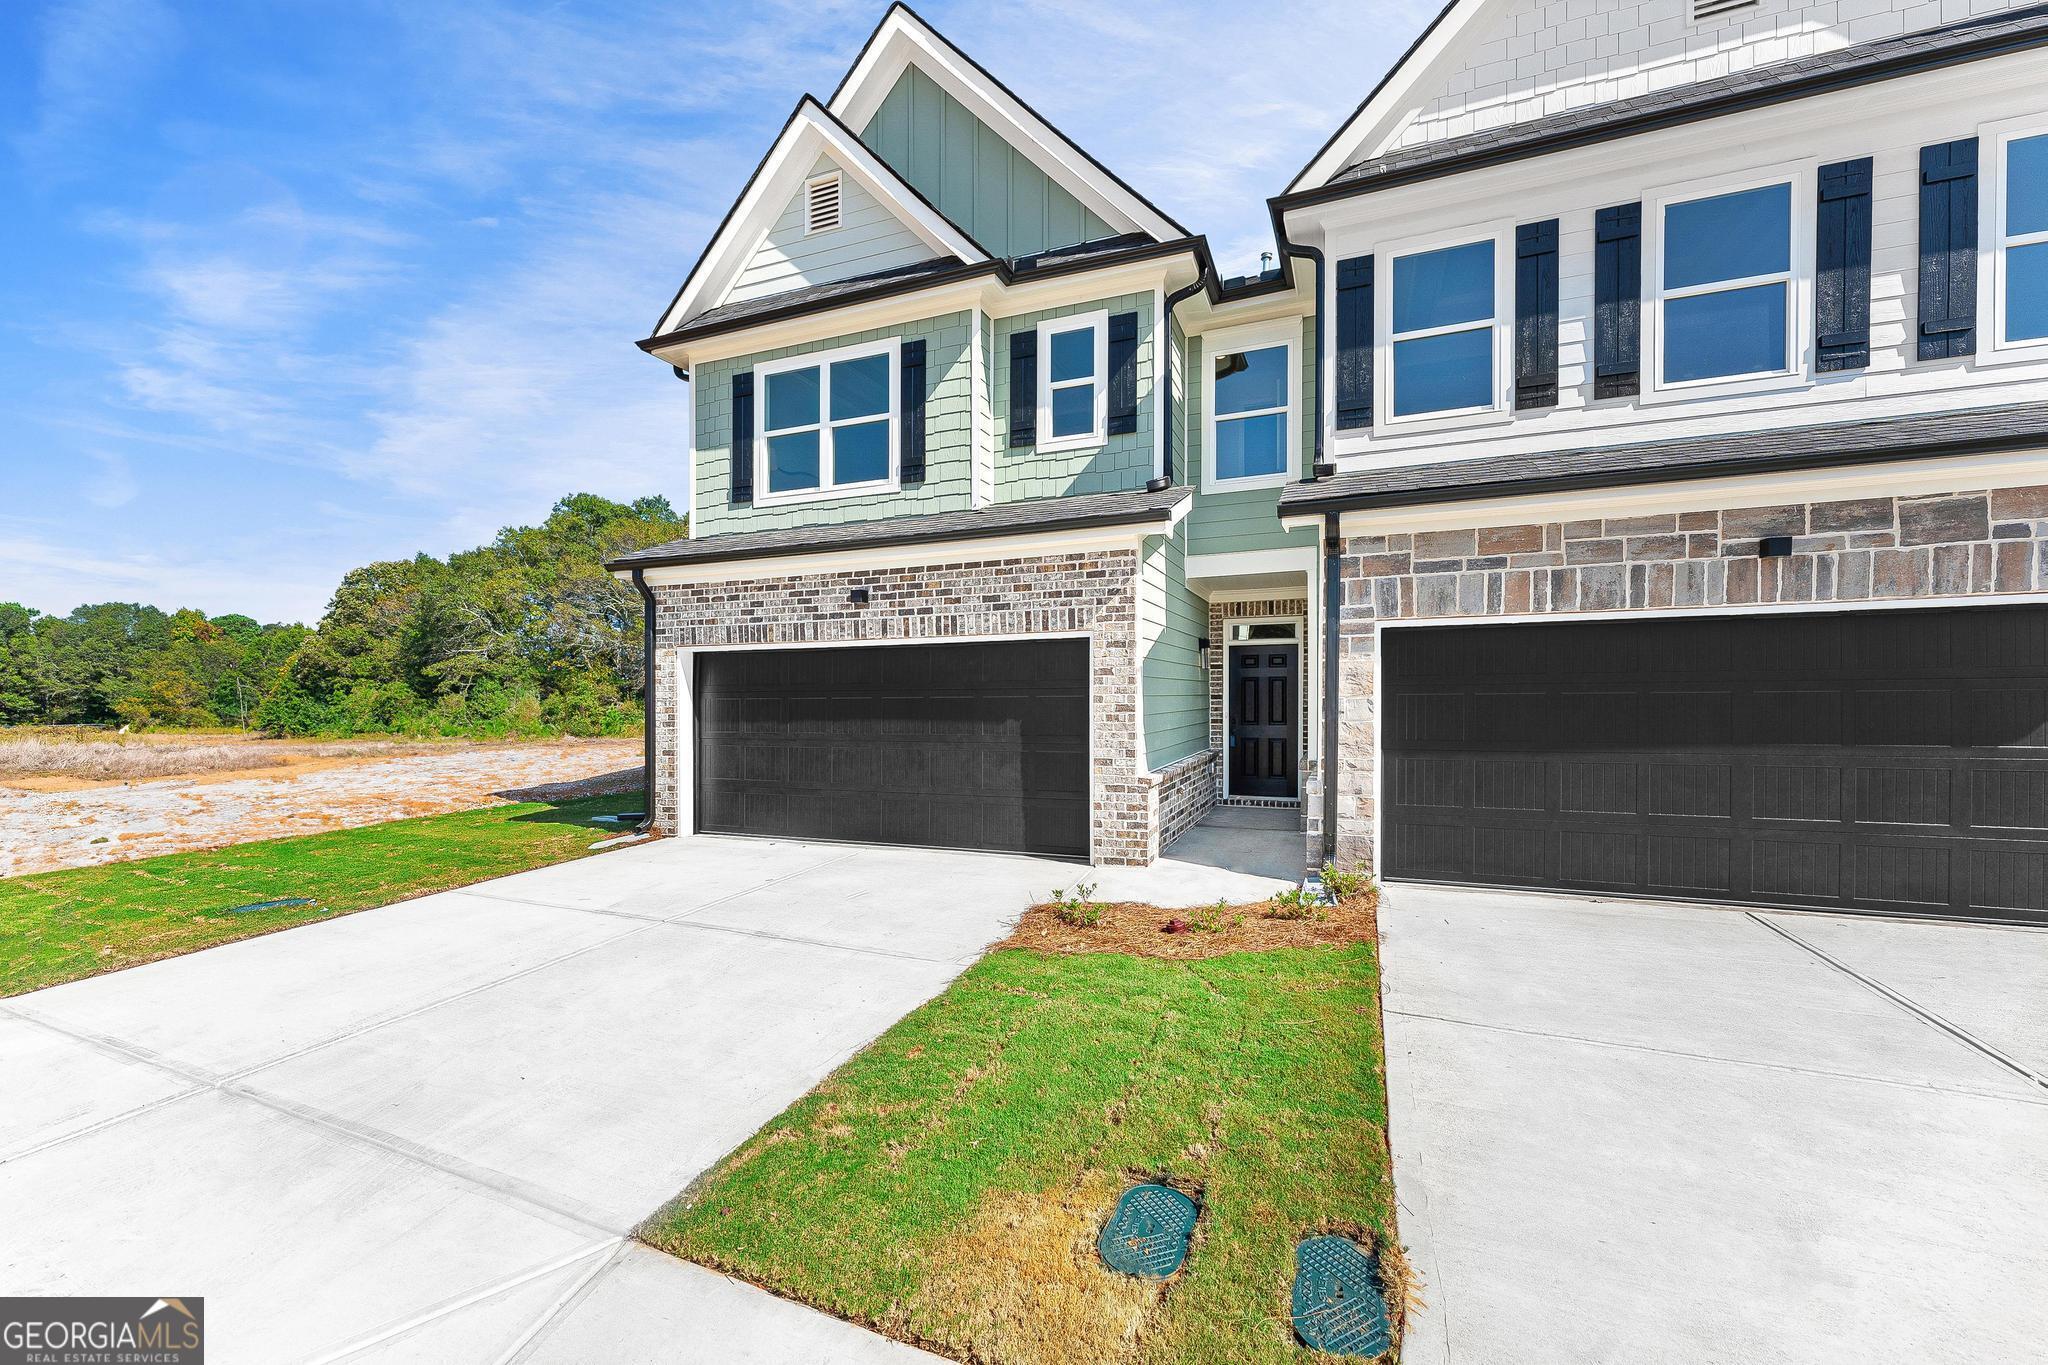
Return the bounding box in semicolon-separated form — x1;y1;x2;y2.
1202;319;1297;492
755;339;895;503
1996;130;2048;347
1037;311;1107;452
1656;180;1794;386
1389;239;1498;418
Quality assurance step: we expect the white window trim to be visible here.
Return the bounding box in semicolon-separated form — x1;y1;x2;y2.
1034;309;1109;454
1644;163;1812;402
1373;222;1515;435
802;170;842;236
1200;317;1300;493
1981;114;2048;366
752;337;900;507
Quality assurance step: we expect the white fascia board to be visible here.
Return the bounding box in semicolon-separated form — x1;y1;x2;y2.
656;98;988;338
654;253;1189;371
829;8;1183;243
1330;451;2048;538
1287;0;1502;193
1186;546;1318;583
630;512;1184;587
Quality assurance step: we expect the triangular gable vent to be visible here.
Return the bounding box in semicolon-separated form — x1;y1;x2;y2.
804;172;843;235
1692;0;1757;20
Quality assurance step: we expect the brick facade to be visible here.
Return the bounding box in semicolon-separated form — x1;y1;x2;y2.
1147;748;1219;859
648;547;1159;864
1330;484;2048;869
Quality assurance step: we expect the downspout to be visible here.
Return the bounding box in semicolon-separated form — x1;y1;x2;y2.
1149;274;1211;491
630;567;658;835
1279;237;1342;865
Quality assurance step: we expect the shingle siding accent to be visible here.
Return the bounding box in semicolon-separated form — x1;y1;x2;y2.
993;292;1155;501
647;548;1161;864
1324;482;2048;870
693;312;974;538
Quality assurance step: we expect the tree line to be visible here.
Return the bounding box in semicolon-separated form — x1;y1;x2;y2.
0;493;684;738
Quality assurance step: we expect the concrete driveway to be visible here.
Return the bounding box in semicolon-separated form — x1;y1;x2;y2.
1379;883;2048;1365
0;828;1294;1363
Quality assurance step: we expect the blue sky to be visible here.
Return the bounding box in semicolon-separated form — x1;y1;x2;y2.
1;0;1428;625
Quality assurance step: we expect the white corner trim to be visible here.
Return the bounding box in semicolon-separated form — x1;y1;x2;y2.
827;7;1180;243
656;98;988;338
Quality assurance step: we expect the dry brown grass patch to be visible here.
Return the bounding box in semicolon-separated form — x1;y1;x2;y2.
913;1168;1172;1365
997;886;1380;959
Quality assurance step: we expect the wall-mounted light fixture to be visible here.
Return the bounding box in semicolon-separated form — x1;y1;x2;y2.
1197;636;1212;669
849;587;870;605
1758;536;1793;559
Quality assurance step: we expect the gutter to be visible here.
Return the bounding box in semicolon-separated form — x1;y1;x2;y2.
1154;274;1210;489
630;568;658;836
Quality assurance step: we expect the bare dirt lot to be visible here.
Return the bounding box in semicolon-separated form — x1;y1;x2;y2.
0;734;642;877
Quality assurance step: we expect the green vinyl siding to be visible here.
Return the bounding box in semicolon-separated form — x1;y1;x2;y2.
1183;318;1319;558
861;66;1119;259
692;313;973;537
1140;518;1209;770
992;292;1155;502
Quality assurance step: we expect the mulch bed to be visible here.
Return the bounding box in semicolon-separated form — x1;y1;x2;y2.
996;888;1380;960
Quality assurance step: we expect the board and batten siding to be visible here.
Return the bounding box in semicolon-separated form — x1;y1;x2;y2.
1183;319;1320;559
1324;60;2048;469
1394;0;1958;154
1140;518;1210;770
861;65;1119;259
727;154;938;305
692;312;974;537
992;292;1157;501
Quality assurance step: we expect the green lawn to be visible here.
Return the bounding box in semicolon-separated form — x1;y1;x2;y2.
0;792;642;997
644;943;1395;1365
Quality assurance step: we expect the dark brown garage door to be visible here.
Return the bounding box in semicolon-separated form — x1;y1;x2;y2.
695;639;1090;858
1382;605;2048;923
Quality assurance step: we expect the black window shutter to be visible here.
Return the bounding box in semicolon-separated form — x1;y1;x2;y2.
1815;157;1874;372
1515;219;1560;410
1594;202;1641;399
729;372;754;505
898;338;926;484
1106;311;1139;435
1919;137;1978;361
1008;329;1036;447
1334;255;1373;429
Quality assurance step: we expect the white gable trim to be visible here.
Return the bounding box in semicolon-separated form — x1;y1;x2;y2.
828;5;1184;245
1287;0;1503;193
655;97;990;338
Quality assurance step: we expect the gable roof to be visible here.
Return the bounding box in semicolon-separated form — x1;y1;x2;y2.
650;96;991;339
828;4;1187;244
1286;0;2048;206
1285;0;1483;194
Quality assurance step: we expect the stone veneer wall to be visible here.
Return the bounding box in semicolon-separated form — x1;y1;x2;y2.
1207;597;1310;802
649;548;1155;864
1330;484;2048;869
1148;748;1219;859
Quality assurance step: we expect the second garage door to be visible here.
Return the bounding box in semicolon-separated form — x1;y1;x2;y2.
695;638;1090;858
1382;605;2048;923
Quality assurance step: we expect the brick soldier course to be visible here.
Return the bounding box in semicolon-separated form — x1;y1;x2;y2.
1328;484;2048;870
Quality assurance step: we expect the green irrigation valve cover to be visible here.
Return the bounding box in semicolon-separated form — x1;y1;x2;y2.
1097;1183;1197;1279
1290;1235;1392;1358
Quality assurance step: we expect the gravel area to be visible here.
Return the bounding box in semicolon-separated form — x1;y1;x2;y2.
0;739;643;877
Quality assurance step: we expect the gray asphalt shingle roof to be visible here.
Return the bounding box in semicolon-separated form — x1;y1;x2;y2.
1277;403;2048;514
1324;2;2048;193
607;484;1192;571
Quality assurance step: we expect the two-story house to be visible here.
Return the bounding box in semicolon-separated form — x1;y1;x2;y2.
613;0;2048;924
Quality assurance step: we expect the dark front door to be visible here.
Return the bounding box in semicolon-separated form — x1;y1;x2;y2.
1381;605;2048;924
1229;644;1299;798
695;638;1090;858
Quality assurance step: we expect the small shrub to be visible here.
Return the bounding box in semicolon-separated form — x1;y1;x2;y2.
1049;883;1102;928
1320;862;1375;901
1265;886;1323;920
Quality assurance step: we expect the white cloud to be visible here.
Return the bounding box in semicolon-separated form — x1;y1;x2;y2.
0;533;333;625
83;452;138;509
14;0;181;179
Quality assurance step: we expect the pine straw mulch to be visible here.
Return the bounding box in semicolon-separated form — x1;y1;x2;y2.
996;885;1380;960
